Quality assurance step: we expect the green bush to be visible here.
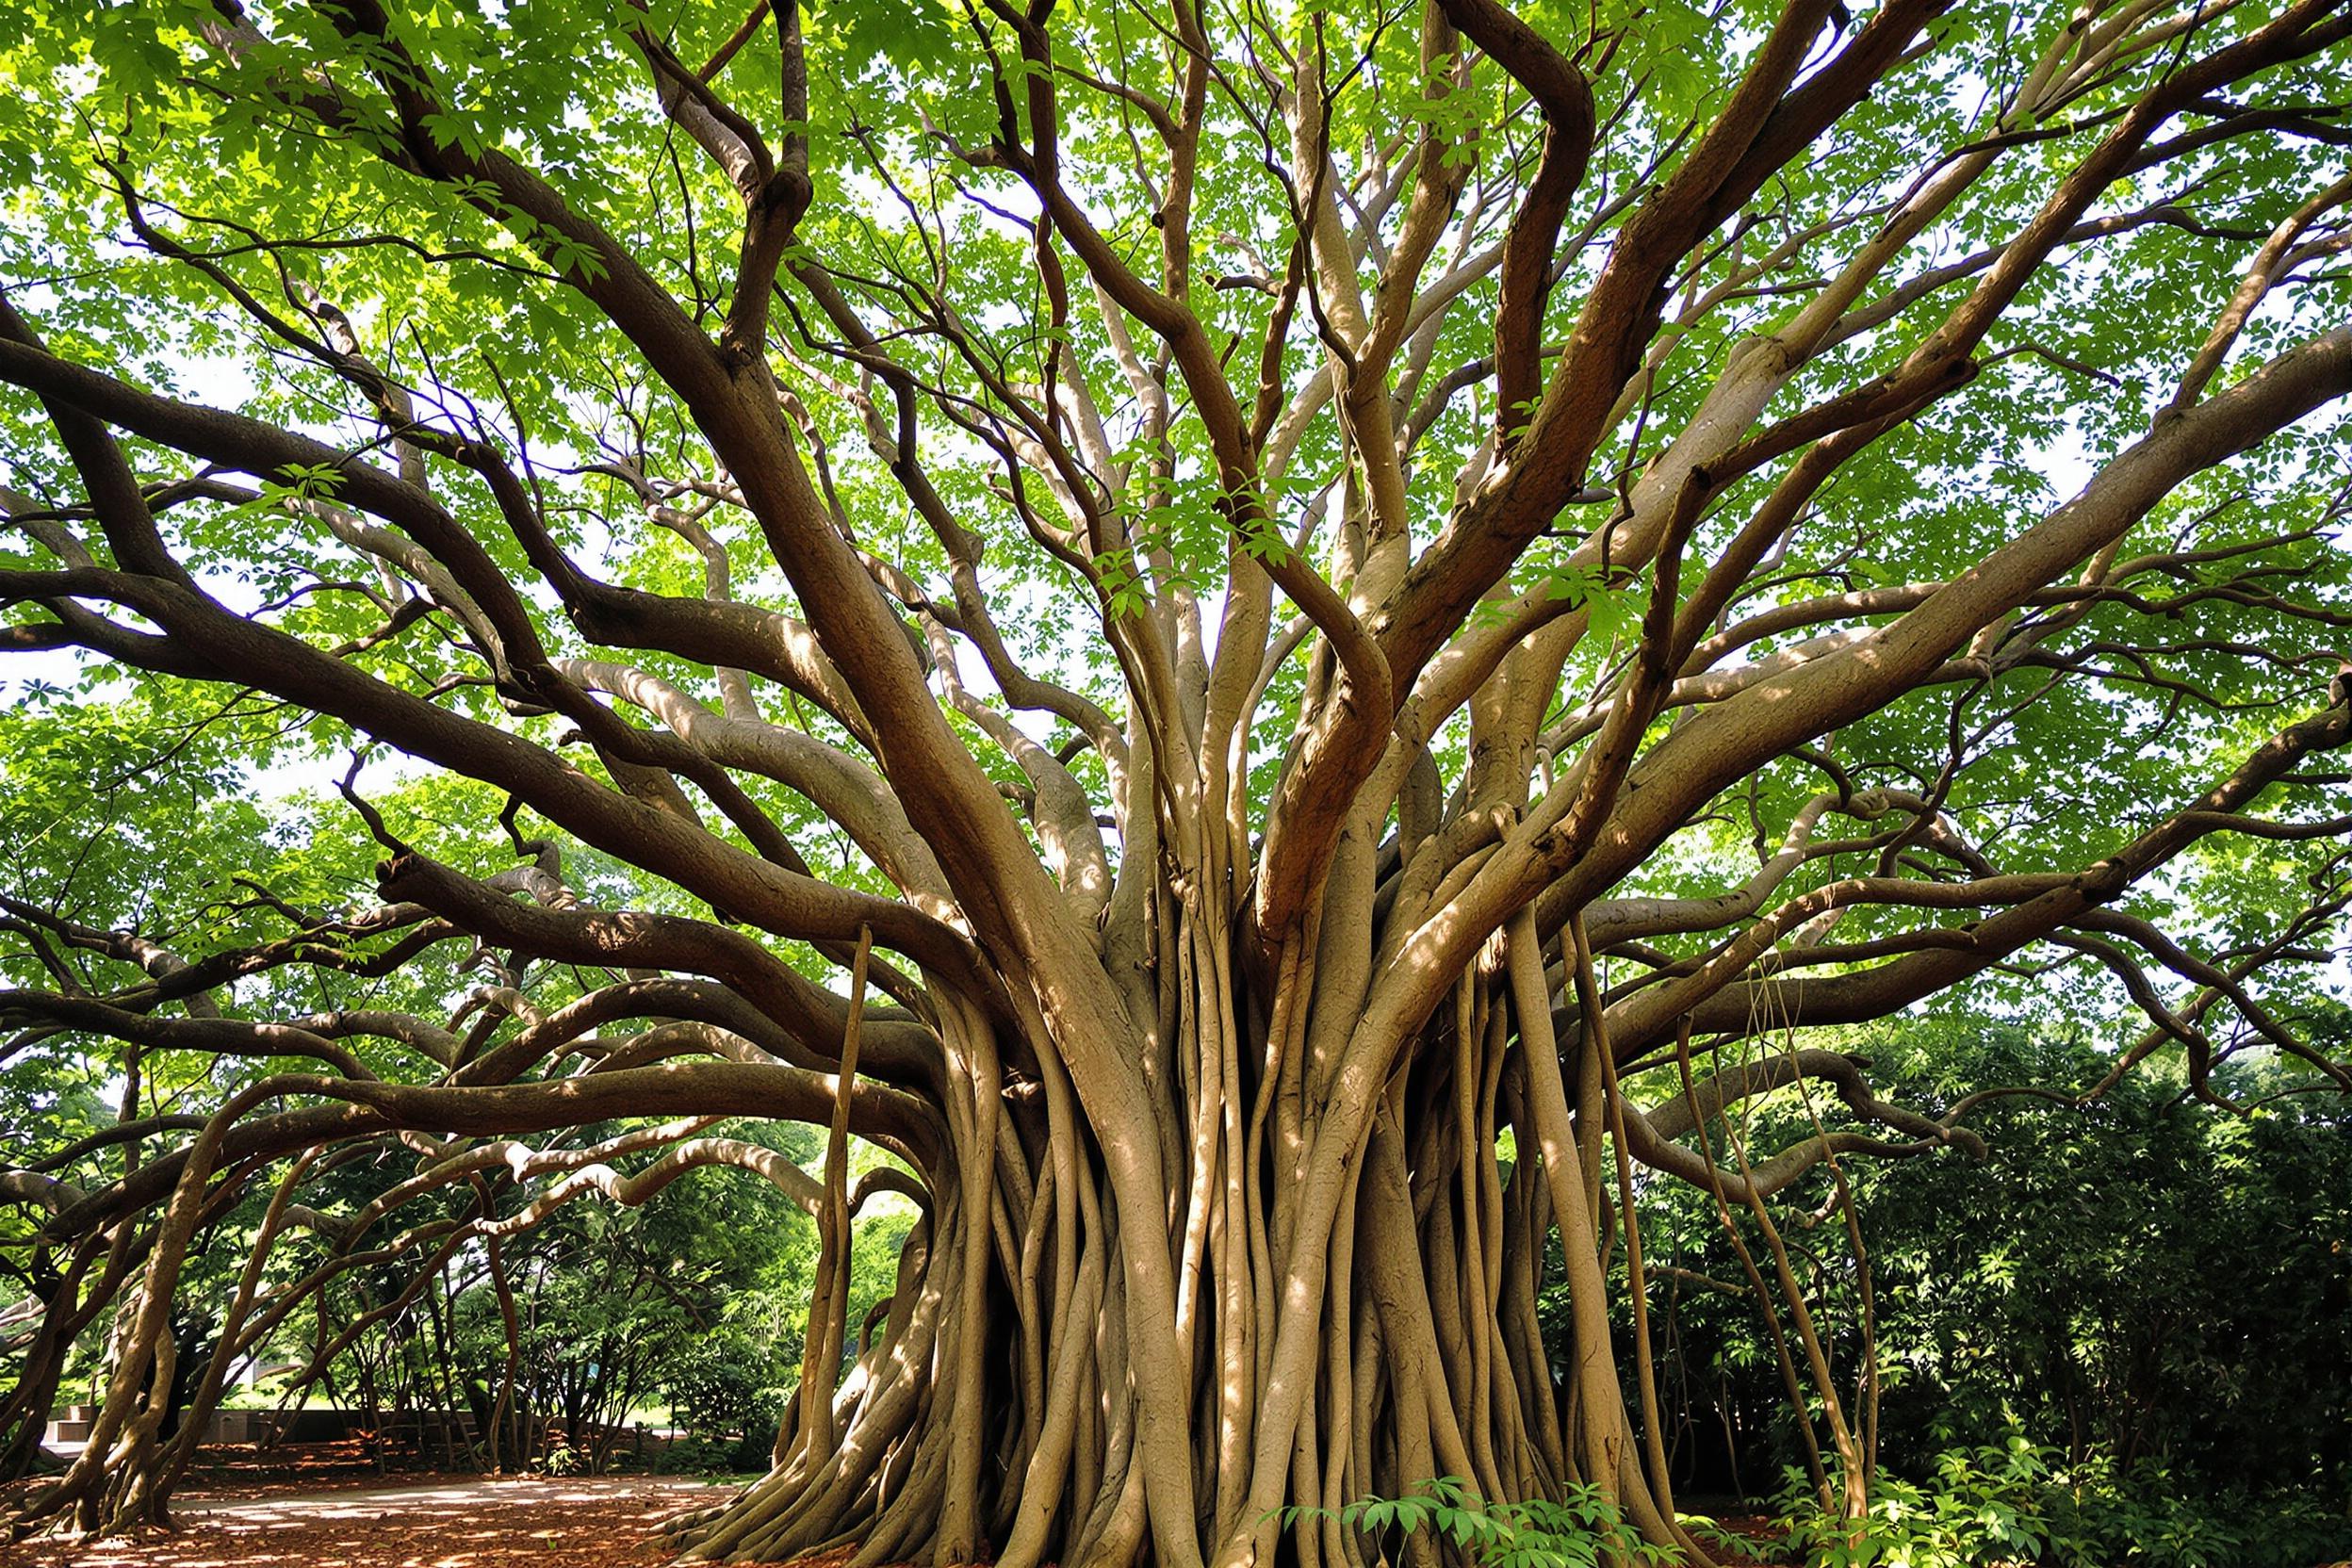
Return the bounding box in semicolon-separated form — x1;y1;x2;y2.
655;1434;739;1476
535;1442;589;1478
1772;1439;2071;1568
1580;1023;2352;1516
653;1409;781;1477
1281;1477;1696;1568
1768;1437;2352;1568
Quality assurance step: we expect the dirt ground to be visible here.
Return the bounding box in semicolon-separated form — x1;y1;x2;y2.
0;1476;726;1568
0;1478;1801;1568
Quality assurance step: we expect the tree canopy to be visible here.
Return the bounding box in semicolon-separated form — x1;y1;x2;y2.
2;0;2349;1563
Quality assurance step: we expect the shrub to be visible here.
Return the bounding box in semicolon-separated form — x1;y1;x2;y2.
1768;1438;2352;1568
655;1434;738;1476
1281;1477;1693;1568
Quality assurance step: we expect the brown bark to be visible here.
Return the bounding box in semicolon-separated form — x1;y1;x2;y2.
5;2;2351;1563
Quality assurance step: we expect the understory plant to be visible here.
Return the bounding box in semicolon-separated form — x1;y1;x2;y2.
1770;1438;2352;1568
8;0;2352;1558
1282;1478;1696;1568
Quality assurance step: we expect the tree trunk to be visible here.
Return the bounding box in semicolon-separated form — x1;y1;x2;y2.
651;916;1709;1568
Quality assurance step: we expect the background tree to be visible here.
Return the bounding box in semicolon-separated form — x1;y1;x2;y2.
3;0;2351;1564
1578;1019;2352;1516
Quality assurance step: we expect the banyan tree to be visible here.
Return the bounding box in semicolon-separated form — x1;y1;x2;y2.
3;0;2350;1562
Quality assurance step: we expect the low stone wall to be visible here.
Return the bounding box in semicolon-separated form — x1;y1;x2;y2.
43;1405;651;1457
44;1405;400;1448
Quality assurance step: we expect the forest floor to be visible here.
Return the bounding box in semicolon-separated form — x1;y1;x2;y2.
0;1470;1805;1568
0;1455;1804;1568
0;1474;723;1568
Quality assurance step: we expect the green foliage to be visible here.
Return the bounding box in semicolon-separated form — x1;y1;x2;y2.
654;1429;774;1476
657;1325;796;1473
1770;1437;2352;1568
1772;1440;2070;1568
1281;1477;1689;1568
534;1441;589;1478
1576;1021;2352;1514
1858;1025;2352;1493
2;0;2348;1541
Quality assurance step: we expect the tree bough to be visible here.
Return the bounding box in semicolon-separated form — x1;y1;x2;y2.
3;0;2351;1563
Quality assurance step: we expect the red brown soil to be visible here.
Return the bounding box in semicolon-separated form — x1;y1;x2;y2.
173;1439;498;1500
0;1475;723;1568
0;1454;1793;1568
